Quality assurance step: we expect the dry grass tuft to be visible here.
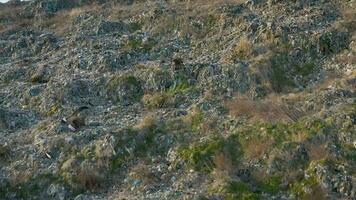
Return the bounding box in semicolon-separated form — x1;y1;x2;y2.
135;115;158;130
221;36;253;63
307;143;329;161
242;138;274;160
232;36;253;59
213;152;234;174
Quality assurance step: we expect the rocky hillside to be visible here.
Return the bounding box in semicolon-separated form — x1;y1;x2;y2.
0;0;355;199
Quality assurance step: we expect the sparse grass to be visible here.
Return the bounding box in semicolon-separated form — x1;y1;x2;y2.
294;61;317;76
247;35;325;93
134;115;158;130
0;0;354;199
179;137;224;172
184;109;204;132
128;161;156;186
168;75;191;94
111;115;164;171
269;53;295;92
59;154;108;192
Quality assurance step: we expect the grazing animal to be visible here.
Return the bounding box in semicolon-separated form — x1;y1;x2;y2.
171;57;184;71
62;106;89;131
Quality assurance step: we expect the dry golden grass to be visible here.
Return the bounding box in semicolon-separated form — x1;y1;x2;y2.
225;94;302;123
169;0;244;12
0;3;101;35
107;1;148;21
221;36;254;63
232;36;253;59
41;4;101;36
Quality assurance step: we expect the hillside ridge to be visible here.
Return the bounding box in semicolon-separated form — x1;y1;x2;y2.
0;0;355;199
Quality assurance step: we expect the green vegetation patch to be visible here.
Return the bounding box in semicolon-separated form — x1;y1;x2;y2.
142;73;195;109
257;175;281;194
178;135;241;172
290;175;319;198
221;181;259;200
188;110;204;132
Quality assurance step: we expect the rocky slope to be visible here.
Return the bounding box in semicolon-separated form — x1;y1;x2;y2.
0;0;355;199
